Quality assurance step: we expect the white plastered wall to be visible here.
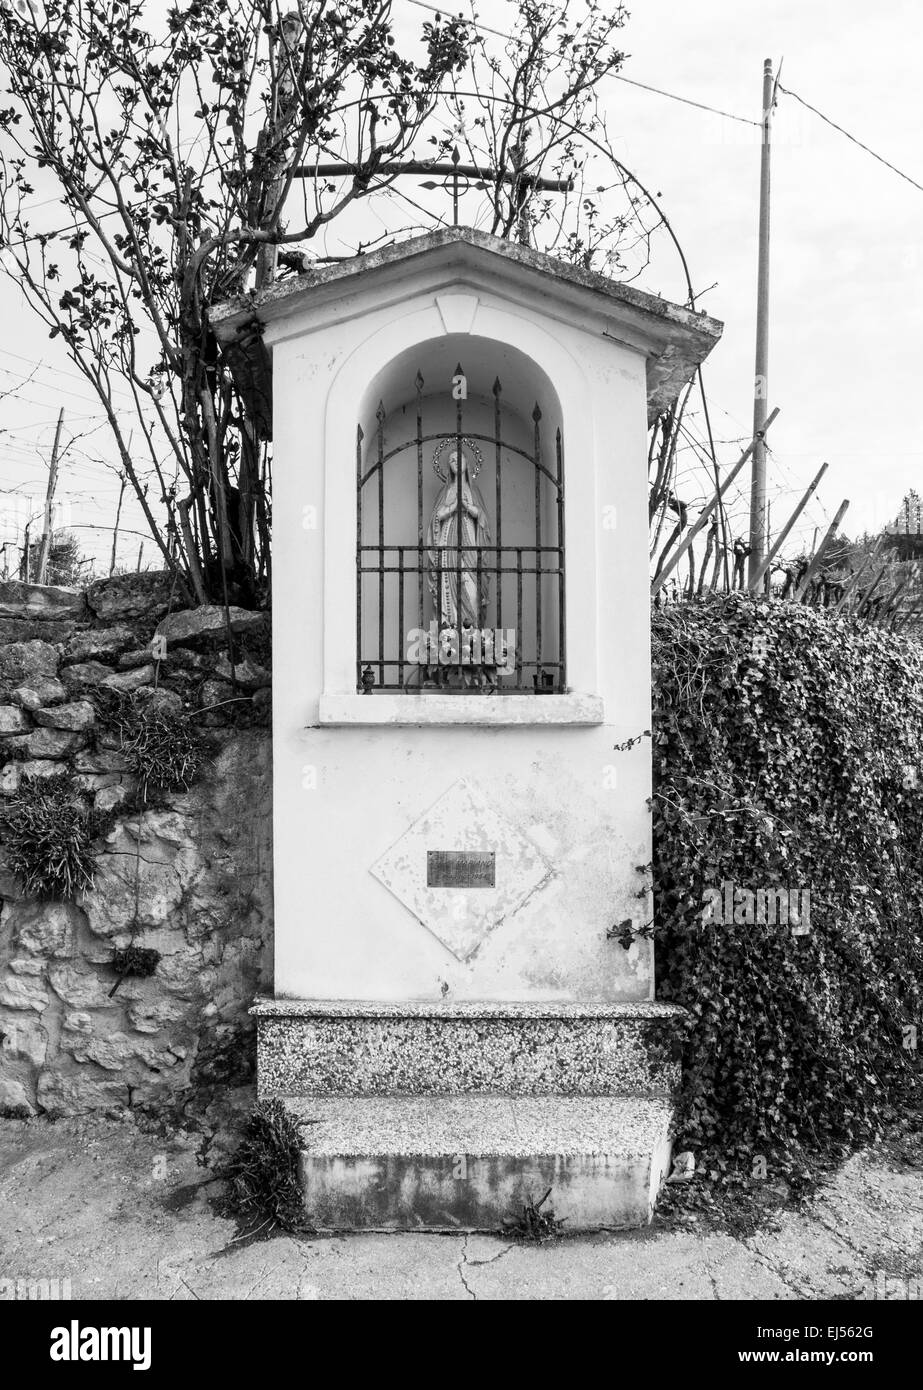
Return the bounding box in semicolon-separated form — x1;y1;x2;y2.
268;276;654;1002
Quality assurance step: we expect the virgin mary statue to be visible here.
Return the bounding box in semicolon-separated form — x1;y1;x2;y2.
427;445;491;630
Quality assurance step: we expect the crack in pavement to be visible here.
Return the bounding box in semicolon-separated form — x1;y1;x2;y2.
465;1243;514;1268
457;1234;476;1300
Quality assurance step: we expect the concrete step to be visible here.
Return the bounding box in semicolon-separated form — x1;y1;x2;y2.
283;1094;674;1231
253;998;684;1098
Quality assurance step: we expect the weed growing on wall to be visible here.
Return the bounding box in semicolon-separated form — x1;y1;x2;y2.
0;771;97;899
652;594;923;1173
111;699;207;801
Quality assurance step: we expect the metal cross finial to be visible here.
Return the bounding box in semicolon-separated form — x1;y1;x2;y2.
418;144;480;226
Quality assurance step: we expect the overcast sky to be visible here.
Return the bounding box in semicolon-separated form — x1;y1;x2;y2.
0;0;920;573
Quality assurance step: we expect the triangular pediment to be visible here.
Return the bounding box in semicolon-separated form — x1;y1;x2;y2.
210;227;722;430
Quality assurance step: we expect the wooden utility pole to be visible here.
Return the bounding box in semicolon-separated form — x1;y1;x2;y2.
35;408;64;585
748;59;775;589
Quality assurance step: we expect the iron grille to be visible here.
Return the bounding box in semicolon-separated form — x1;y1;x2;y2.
357;368;565;693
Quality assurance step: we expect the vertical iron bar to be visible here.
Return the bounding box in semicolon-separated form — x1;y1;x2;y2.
376;399;385;687
476;526;482;685
493;377;502;654
437;542;443;685
516;547;523;688
451;145;460;224
533;403;543;676
556;426;566;692
456;364;463;685
398;544;405;690
356;423;364;691
416;372;425;651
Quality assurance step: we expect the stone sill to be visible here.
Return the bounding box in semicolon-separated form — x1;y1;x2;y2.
251;996;684;1021
316;692;605;727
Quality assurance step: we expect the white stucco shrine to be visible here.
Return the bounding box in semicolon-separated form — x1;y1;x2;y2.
212;228;722;1230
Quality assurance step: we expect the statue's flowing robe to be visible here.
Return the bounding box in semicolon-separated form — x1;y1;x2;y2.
427;470;491;630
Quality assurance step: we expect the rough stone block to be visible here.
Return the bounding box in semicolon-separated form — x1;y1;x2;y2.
11;676;67;710
199;678;234;711
19;759;68;780
33;700;96;732
0;581;87;623
9;957;45;975
0;974;49;1011
93;784;134;815
36;1071;126;1116
63;626;134;662
0;1076;35;1117
214;655;271;689
0;761;21;794
155;605;266;647
0;618;76;644
7;900;81;957
133;687;183;717
102;664;155;693
62;661;113;688
46;962;117;1010
87;572;173;621
0;1016;48;1066
23;727;81;759
62;1011;94;1034
127;996;189;1034
0;705;30;733
117;647;156;669
74;748;130;774
64;1030;135;1070
0;639;59;683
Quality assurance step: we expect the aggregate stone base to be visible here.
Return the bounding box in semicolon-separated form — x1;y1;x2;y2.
252;997;685;1098
283;1094;674;1231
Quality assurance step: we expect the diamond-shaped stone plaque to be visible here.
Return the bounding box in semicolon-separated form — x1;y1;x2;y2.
370;779;553;961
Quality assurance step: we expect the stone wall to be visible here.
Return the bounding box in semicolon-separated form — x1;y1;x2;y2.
0;576;272;1117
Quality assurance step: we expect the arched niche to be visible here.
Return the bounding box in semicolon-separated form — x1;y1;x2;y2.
355;333;566;695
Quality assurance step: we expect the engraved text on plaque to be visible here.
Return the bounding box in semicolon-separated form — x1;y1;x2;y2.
427;850;496;888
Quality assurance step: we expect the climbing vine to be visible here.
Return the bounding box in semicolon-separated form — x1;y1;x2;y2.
652;593;923;1172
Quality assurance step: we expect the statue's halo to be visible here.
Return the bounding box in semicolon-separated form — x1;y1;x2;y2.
433;436;483;482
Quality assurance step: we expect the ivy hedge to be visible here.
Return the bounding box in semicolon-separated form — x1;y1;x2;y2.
652;593;923;1172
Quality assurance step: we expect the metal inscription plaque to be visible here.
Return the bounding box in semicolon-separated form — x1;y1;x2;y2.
427;850;496;889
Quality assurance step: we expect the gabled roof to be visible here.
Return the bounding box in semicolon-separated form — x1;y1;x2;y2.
210;226;723;432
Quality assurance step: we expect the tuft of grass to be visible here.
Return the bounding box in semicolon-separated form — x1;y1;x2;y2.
216;1099;311;1238
113;699;206;799
500;1188;566;1242
0;771;96;900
